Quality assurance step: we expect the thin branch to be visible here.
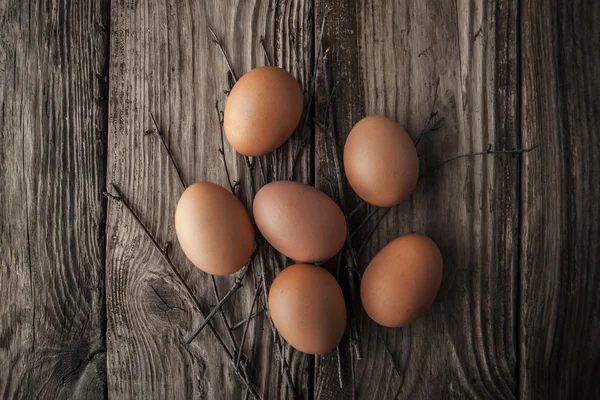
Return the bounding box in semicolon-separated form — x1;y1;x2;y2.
350;207;379;240
257;156;267;185
288;8;331;180
236;277;264;372
323;71;341;127
336;345;344;388
208;26;237;84
185;258;254;344
322;48;362;363
103;185;260;400
260;248;297;399
245;156;256;200
146;113;187;190
420;145;537;179
353;146;538;260
215;101;238;194
231;307;267;330
375;330;405;386
209;23;296;399
355;208;390;261
210;275;240;354
289;74;342;180
350;349;356;400
279;339;297;400
260;36;271;66
347;202;365;221
150;107;242;358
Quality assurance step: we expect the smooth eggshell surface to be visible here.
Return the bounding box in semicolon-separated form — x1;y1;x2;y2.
175;182;254;275
253;181;347;263
224;66;303;156
344;116;419;207
360;233;443;327
269;264;347;354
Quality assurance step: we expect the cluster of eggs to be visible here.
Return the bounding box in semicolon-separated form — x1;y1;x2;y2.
175;67;443;355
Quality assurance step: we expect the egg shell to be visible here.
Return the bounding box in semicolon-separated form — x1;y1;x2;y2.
175;182;254;275
224;66;303;156
269;264;347;355
253;181;347;263
360;233;443;327
343;115;419;207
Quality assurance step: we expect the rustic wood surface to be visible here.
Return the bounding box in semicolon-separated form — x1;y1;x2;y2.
106;1;312;399
0;0;109;398
314;0;520;398
520;0;600;399
0;0;598;399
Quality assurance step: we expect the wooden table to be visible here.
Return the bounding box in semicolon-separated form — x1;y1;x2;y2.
1;1;598;399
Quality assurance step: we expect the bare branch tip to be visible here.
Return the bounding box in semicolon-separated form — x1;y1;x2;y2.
208;25;218;40
102;191;119;201
110;183;121;194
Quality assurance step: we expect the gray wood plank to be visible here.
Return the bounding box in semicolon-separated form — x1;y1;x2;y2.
106;0;312;398
520;0;600;398
0;0;109;398
314;0;520;398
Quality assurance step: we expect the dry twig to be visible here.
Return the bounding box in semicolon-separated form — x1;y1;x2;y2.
208;26;237;84
185;258;255;344
420;145;538;179
350;207;379;240
236;277;264;371
215;101;239;194
231;307;267;330
146;111;249;356
208;26;297;400
145;113;187;190
321;47;362;365
103;185;261;399
288;7;331;180
260;36;271;66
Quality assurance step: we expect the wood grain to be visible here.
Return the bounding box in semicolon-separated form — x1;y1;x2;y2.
314;0;520;398
0;0;109;398
520;0;600;398
2;0;599;398
106;0;312;398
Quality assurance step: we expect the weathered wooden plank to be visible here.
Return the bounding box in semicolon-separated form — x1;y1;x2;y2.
520;1;600;398
0;0;109;398
314;0;520;398
106;0;313;398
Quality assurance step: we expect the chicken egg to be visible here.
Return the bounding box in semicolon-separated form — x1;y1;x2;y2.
224;66;303;156
253;181;347;263
175;182;254;275
344;116;419;207
269;264;347;354
360;233;443;327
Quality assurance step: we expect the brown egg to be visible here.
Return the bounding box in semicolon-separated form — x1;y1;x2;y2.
175;182;254;275
361;234;443;327
224;66;303;156
253;181;347;263
269;264;347;354
343;116;419;207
